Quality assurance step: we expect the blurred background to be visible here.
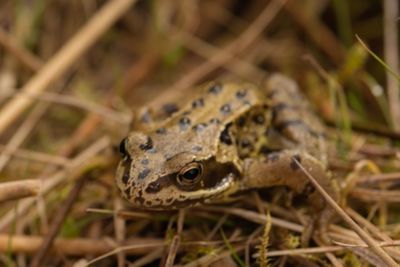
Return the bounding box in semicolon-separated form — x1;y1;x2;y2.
0;0;399;266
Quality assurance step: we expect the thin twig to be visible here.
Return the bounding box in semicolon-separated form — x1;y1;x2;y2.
0;28;42;71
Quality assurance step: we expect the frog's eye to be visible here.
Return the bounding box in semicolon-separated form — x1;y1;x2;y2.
177;162;203;185
119;138;128;157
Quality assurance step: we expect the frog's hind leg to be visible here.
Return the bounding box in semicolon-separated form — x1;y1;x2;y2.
263;74;328;164
241;150;337;245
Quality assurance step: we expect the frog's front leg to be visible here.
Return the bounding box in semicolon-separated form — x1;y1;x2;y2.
241;150;338;244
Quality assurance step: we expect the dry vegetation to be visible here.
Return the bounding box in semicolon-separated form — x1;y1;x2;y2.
0;0;400;266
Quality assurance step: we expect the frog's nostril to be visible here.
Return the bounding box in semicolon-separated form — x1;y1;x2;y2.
146;181;161;193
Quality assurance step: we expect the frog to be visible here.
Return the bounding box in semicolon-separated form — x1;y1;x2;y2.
116;74;338;241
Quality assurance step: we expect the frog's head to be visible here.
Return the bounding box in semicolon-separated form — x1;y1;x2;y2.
116;130;240;209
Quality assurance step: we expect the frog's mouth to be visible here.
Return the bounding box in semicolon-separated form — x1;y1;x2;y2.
138;173;238;210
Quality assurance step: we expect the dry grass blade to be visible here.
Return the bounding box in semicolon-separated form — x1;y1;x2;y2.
383;0;400;130
0;179;40;203
0;144;70;166
291;157;398;267
0;28;42;71
0;234;163;256
2;90;131;124
0;0;137;136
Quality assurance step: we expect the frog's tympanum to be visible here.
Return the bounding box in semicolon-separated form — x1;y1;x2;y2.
116;74;337;230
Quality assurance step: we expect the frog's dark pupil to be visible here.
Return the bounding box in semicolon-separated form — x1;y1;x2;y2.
183;168;200;180
119;138;127;156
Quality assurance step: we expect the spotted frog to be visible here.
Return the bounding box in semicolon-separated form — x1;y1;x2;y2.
116;74;337;215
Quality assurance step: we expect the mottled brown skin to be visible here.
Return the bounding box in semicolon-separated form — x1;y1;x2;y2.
116;74;337;218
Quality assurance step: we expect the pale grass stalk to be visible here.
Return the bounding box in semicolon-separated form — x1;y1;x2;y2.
253;246;343;258
2;89;130;124
0;179;40;203
0;136;110;231
0;234;162;256
384;0;400;130
114;198;126;267
201;206;304;233
129;248;164;267
174;27;266;80
0;0;137;136
0;103;49;172
0;144;70;166
86;208;153;219
85;243;166;266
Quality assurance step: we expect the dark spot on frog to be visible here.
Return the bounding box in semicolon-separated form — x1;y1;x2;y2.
259;145;279;155
275;119;320;140
162;103;179;115
138;168;151;179
220;104;231;115
208;82;223;94
236;88;247;99
179;117;191;130
156;128;167;134
252;114;265;125
192;123;207;132
166;197;174;203
192;145;203;152
192;98;204;108
139;136;153;151
122;173;130;185
145;200;152;206
146;180;161;193
209;118;220;124
237;116;246;127
302;183;315;195
290;154;302;171
239;138;252;148
141;159;149;165
220;125;232;145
